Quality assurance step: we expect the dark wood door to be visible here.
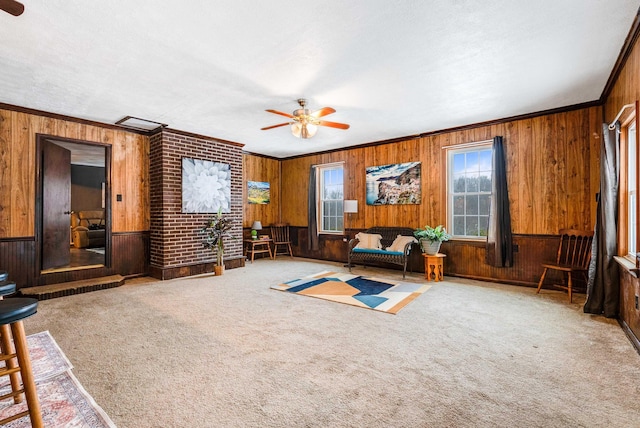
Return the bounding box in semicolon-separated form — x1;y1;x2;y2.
42;141;71;270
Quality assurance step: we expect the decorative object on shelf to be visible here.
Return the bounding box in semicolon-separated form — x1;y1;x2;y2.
343;199;358;239
251;221;262;239
414;225;451;255
366;162;421;205
202;209;234;275
182;157;231;213
247;181;270;204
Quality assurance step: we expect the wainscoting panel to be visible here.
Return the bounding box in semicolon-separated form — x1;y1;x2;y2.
0;238;35;289
112;231;149;277
289;227;560;287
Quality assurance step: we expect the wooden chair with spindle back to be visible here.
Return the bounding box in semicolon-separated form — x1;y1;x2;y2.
536;229;594;303
270;224;293;259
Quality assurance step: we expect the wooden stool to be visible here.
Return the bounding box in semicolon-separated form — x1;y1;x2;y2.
0;297;43;428
0;271;21;405
423;253;446;282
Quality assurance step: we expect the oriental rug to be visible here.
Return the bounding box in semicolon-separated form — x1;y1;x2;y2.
272;271;431;314
0;331;116;428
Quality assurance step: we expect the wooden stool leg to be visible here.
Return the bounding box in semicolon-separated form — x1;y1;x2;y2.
567;272;573;303
0;324;23;404
11;321;43;428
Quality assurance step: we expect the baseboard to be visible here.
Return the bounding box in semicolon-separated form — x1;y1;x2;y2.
618;319;640;355
149;256;245;280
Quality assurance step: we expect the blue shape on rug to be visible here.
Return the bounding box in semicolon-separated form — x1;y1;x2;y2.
286;278;328;293
354;294;388;308
346;277;394;295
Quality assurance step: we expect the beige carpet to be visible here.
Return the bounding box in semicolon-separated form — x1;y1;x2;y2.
22;258;640;427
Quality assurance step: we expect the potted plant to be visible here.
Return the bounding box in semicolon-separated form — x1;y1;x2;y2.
414;225;451;255
202;209;234;275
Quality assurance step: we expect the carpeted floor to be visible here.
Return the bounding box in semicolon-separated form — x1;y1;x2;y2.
21;258;640;427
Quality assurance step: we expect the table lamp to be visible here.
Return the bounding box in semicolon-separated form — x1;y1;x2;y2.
251;221;262;239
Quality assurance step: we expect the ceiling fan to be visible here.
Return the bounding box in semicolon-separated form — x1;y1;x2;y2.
261;99;350;139
0;0;24;16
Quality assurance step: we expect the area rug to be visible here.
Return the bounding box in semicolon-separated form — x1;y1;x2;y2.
0;331;116;428
272;271;431;314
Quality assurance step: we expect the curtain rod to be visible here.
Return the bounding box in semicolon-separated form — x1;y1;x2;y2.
608;103;635;130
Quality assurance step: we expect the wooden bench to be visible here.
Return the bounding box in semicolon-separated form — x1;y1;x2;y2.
347;227;417;278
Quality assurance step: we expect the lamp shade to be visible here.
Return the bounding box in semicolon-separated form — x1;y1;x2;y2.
343;200;358;213
291;122;318;139
251;221;262;231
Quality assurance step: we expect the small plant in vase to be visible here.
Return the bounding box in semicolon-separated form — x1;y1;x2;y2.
414;225;451;255
202;209;234;275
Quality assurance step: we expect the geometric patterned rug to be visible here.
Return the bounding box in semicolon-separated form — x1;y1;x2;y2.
0;331;117;427
272;271;432;314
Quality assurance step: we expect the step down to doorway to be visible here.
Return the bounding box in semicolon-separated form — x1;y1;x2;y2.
19;275;125;300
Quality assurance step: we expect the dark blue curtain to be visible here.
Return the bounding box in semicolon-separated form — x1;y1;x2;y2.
485;136;513;267
585;123;619;317
308;167;319;251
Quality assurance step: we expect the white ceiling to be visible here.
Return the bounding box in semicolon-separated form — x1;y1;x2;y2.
1;1;639;158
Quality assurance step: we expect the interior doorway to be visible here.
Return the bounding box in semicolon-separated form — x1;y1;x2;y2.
36;136;111;274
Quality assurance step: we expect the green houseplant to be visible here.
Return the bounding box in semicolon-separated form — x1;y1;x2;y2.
414;225;451;255
202;209;234;275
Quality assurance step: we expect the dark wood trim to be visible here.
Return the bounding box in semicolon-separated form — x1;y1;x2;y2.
35;134;113;278
0;236;35;242
446;273;537;288
0;102;149;135
281;100;601;160
160;128;245;148
600;6;640;104
619;319;640;355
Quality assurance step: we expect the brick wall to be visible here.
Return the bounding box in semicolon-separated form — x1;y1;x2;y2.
149;129;244;279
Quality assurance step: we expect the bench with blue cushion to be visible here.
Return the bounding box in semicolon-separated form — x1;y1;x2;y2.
347;227;417;278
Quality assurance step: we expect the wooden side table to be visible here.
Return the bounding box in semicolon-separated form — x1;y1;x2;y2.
423;253;446;282
244;239;273;263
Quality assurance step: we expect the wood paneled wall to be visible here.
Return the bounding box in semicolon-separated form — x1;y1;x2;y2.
281;107;601;235
0;109;149;237
604;26;640;349
243;154;281;228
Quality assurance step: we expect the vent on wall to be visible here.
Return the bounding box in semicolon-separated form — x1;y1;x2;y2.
115;116;168;133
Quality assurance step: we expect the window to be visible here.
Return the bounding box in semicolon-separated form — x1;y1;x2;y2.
318;164;344;233
447;143;493;238
625;120;637;258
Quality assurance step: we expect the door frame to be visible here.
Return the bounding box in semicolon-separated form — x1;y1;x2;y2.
35;134;112;276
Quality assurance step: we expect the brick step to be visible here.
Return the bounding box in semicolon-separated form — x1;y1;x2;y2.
19;275;125;300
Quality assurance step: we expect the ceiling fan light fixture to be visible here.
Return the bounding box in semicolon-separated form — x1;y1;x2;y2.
291;122;318;139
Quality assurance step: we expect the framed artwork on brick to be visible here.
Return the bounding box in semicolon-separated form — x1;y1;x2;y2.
182;157;231;213
247;181;270;204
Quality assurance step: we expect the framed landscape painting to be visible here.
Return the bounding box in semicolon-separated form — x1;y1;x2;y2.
182;157;231;213
366;161;421;205
247;181;270;204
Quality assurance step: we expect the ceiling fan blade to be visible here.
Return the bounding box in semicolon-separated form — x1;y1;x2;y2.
310;107;336;118
261;122;290;131
0;0;24;16
266;109;294;119
317;120;350;130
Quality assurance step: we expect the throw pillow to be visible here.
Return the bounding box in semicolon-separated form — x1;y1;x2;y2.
386;235;417;252
354;232;383;250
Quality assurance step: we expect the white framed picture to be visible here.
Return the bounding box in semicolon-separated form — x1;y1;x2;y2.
182;157;231;213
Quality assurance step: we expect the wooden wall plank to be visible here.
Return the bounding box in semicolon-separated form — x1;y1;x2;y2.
243;154;281;228
0;108;150;238
281;108;599;235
